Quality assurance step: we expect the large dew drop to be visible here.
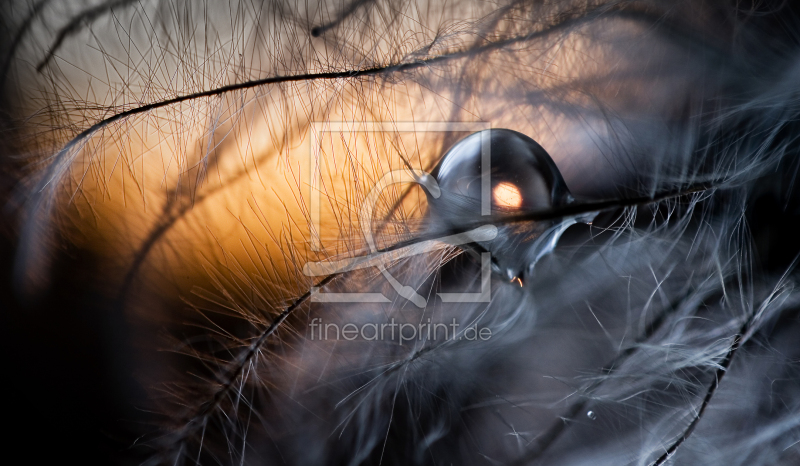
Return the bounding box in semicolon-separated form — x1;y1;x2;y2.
427;128;586;284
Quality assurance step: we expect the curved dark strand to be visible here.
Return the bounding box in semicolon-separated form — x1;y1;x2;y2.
169;273;338;448
511;283;730;465
35;0;139;73
16;63;440;293
38;1;735;194
494;184;713;224
648;316;751;465
310;0;376;37
646;256;800;466
365;183;714;259
0;0;54;88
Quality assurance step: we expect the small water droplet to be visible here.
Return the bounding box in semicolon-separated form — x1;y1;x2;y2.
587;410;597;420
427;129;582;280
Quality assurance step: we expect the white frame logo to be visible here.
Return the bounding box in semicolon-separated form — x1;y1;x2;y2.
304;122;495;307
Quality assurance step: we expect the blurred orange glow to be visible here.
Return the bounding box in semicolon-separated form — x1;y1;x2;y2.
493;182;523;209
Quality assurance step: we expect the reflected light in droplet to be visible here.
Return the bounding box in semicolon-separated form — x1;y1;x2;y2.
493;182;523;209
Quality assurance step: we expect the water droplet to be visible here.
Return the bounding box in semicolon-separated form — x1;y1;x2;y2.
427;129;580;280
587;410;597;420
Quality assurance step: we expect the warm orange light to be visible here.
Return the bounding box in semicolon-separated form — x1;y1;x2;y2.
493;182;523;209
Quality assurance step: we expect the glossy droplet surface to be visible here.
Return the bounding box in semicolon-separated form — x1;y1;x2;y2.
427;129;576;282
587;410;597;420
430;129;572;215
